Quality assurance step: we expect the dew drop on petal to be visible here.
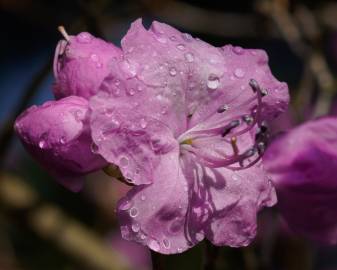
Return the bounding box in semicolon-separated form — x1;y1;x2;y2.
59;136;66;144
140;195;146;201
207;74;220;90
127;88;135;96
177;247;183;253
233;46;244;55
169;36;177;41
119;156;129;167
162;238;171;249
176;44;185;50
38;140;46;149
169;67;177;76
182;33;193;42
129;207;139;218
140;118;147;129
131;223;140;232
149;240;160;252
90;142;98;153
231;173;239;181
76;32;93;43
234;68;245;78
119;199;132;210
184;52;194;63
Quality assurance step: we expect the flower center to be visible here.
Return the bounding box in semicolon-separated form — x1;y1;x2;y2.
178;79;269;170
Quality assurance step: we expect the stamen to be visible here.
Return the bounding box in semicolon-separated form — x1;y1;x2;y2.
221;120;240;137
242;115;253;124
181;138;193;145
230;137;239;156
58;25;70;42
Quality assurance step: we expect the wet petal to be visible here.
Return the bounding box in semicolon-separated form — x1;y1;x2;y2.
201;163;276;247
117;149;195;254
53;32;122;99
89;92;178;185
14;96;107;191
264;117;337;244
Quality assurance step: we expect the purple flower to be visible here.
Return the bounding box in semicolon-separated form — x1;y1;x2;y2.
53;30;122;99
15;19;289;254
88;19;289;254
264;117;337;244
15;96;107;191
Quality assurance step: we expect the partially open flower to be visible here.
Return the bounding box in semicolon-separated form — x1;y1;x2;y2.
53;27;122;99
14;96;107;191
264;117;337;244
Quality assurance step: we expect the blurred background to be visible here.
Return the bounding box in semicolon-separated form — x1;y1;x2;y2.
1;0;337;269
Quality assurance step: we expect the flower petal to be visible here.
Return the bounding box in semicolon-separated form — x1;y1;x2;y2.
53;32;122;99
264;117;337;244
116;149;195;254
14;96;107;191
89;92;178;185
202;163;276;247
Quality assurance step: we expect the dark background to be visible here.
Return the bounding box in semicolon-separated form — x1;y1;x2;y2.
1;0;337;269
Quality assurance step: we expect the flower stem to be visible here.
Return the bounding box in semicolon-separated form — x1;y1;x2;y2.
203;241;219;270
151;251;165;270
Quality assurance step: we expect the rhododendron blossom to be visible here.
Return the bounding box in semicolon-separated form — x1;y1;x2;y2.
15;19;289;254
264;117;337;245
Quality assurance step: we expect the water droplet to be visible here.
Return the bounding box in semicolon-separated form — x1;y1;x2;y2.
38;140;46;149
140;118;147;129
169;36;177;41
131;223;140;232
129;207;139;218
231;173;239;181
149;240;160;252
156;35;167;43
234;68;245;78
90;54;99;62
137;85;143;92
114;79;120;86
162;238;171;249
176;44;185;50
140;195;146;201
76;32;93;43
169;67;177;76
177;247;183;253
184;52;194;62
59;136;66;144
74;110;83;121
182;33;193;42
169;219;183;233
127;88;135;96
90;142;98;153
233;46;244;55
207;74;220;90
119;199;132;210
119;156;129;168
195;232;204;241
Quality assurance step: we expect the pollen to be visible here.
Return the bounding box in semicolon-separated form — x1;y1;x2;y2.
181;138;193;145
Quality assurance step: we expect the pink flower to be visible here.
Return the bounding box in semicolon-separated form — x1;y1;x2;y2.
88;19;289;254
14;96;107;191
15;19;289;254
53;30;122;99
264;117;337;245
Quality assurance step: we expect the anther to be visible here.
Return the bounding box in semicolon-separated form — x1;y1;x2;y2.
230;137;239;156
257;142;265;154
217;104;229;113
249;79;260;93
244;147;256;158
222;120;240;137
242;115;254;125
58;25;70;42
